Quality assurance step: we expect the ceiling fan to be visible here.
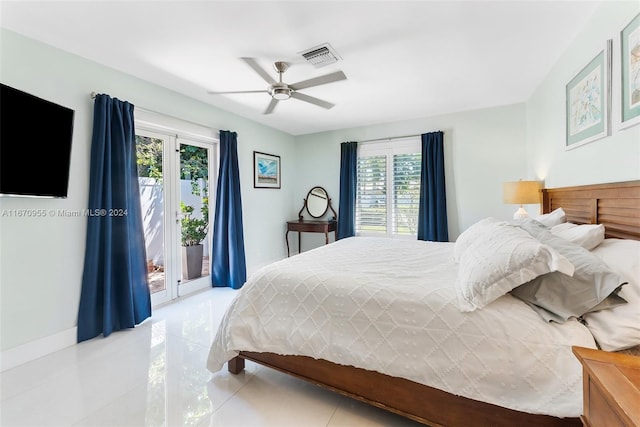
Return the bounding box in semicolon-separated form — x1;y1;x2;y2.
208;57;347;114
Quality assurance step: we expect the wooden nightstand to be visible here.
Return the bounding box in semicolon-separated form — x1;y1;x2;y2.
572;346;640;427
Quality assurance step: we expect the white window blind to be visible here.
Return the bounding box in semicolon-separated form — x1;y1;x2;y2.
356;155;387;234
392;152;421;235
356;138;421;237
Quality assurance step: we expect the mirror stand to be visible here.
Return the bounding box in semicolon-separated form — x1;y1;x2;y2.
286;186;338;257
298;201;337;221
298;187;337;221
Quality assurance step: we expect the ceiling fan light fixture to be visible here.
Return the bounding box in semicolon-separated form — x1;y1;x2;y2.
270;87;291;100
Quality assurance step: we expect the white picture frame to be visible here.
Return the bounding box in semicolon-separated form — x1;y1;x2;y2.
565;40;612;150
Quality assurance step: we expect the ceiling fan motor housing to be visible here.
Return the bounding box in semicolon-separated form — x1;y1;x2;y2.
273;61;289;74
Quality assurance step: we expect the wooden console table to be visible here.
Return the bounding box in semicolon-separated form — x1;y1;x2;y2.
286;220;337;257
572;346;640;427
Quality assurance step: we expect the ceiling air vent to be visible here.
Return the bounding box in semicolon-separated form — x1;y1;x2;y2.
300;43;341;68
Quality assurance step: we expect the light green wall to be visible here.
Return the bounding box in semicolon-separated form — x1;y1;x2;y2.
0;29;296;351
292;103;529;250
526;1;640;186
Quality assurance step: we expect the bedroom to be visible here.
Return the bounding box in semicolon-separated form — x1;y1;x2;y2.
1;1;639;426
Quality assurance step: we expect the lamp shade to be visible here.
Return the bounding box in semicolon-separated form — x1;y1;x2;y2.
503;180;541;205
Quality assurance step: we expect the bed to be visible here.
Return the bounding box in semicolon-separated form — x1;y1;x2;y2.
207;180;640;426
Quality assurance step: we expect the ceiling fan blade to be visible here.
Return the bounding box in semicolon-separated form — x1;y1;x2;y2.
290;92;335;109
208;90;268;95
263;98;279;115
289;71;347;91
241;57;276;85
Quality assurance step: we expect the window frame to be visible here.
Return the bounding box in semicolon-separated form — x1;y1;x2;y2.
356;137;421;239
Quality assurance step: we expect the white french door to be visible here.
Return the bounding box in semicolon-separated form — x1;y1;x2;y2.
176;137;214;296
136;128;216;306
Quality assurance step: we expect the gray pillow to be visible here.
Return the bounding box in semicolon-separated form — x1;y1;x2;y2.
510;219;627;323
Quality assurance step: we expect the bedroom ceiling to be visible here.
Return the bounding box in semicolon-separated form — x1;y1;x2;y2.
0;1;602;136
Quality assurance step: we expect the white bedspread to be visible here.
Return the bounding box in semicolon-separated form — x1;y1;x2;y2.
207;237;597;417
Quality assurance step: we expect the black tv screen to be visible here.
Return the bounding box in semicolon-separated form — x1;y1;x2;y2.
0;83;75;198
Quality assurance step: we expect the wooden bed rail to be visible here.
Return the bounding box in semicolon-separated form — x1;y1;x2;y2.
229;352;581;427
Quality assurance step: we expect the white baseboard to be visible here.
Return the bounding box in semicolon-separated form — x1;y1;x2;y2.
1;327;77;372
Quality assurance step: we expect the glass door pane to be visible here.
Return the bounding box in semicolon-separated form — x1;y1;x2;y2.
178;141;211;292
136;132;170;304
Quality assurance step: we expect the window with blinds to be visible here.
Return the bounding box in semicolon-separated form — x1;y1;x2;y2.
356;155;387;233
355;138;421;237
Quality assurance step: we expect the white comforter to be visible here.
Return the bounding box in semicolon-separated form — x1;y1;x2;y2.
207;237;597;417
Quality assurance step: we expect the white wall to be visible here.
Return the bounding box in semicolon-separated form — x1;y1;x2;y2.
527;1;640;186
293;103;529;250
0;29;296;354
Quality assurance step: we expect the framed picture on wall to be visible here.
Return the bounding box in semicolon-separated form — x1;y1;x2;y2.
253;151;281;189
621;13;640;129
565;39;612;149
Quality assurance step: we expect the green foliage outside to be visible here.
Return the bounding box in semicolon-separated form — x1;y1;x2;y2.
179;144;208;195
136;136;163;180
136;136;209;195
181;200;209;246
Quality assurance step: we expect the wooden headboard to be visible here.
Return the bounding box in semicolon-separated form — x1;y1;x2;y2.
541;180;640;240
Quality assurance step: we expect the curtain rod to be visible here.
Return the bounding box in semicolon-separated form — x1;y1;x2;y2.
89;91;155;115
89;92;219;140
358;130;444;144
358;133;422;144
91;92;429;144
90;91;154;114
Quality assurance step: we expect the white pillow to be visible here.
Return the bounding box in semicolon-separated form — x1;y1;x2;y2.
455;222;574;312
454;217;507;261
535;208;566;227
551;222;605;250
583;239;640;351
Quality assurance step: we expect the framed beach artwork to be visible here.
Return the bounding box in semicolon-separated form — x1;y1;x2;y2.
621;13;640;129
565;39;612;149
253;151;281;189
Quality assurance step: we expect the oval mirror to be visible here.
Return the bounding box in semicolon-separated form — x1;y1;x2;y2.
306;186;329;218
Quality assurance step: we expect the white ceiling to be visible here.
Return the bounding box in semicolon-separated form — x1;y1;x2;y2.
1;1;601;136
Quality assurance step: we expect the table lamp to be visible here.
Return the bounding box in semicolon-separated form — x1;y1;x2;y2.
503;180;541;219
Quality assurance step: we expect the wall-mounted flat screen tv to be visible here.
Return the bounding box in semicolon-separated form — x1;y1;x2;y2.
0;83;75;198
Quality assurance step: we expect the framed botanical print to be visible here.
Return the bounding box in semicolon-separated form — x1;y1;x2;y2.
565;40;612;149
621;13;640;128
253;151;281;189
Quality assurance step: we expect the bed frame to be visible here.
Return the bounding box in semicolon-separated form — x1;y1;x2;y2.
541;180;640;240
228;180;640;427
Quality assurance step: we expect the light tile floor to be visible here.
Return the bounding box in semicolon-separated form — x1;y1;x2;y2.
1;288;424;427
